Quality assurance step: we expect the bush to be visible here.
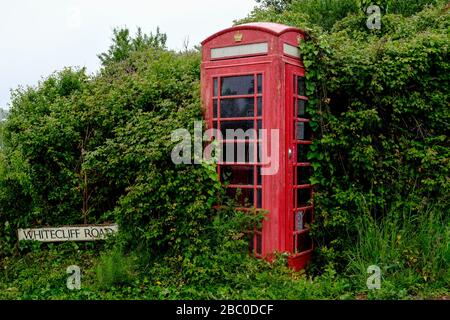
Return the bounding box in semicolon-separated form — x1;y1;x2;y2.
241;2;449;279
239;0;443;31
305;4;449;268
0;39;215;258
0;29;262;287
1;4;448;300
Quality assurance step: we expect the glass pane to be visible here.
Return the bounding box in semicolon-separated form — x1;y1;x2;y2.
221;75;254;96
295;232;312;253
213;78;218;97
220;98;254;118
304;208;313;227
297;76;306;96
296;166;312;185
297;143;311;163
296;121;312;140
257;120;262;136
296;188;312;207
257;119;262;129
293;97;296;116
213;99;218;118
257;97;262;116
293;75;297;94
222;142;254;163
296;122;304;140
247;232;254;254
295;208;313;231
220;120;254;134
257;74;263;94
256;166;262;185
257;188;262;208
213;121;218;129
221;165;254;185
297;99;307;117
256;233;262;254
304;122;312;140
226;187;254;207
257;142;262;163
295;209;305;231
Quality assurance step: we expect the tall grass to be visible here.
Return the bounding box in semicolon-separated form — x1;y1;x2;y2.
96;249;136;289
347;203;449;298
390;0;442;16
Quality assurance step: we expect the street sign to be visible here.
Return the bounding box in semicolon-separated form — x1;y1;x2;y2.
17;224;118;242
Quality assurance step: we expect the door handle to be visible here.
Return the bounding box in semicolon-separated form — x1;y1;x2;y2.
288;148;292;159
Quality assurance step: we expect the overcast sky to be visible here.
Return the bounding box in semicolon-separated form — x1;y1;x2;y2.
0;0;257;109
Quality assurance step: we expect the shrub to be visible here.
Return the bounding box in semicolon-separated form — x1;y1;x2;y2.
239;0;442;31
1;3;448;300
0;38;211;257
241;2;449;276
0;29;260;279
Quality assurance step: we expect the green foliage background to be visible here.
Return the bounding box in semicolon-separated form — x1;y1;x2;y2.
0;0;448;299
240;0;450;294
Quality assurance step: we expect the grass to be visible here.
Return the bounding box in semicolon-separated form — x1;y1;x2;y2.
0;248;350;299
96;249;136;289
0;203;448;300
346;203;449;299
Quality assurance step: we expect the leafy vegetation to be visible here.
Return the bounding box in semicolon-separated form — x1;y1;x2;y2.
98;27;168;66
0;108;7;120
0;1;449;300
242;0;449;297
240;0;442;30
0;28;265;299
0;109;6;148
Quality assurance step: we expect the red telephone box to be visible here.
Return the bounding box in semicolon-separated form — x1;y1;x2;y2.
201;22;313;270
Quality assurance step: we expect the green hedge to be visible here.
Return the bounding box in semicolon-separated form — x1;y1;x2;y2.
0;3;448;294
240;1;449;280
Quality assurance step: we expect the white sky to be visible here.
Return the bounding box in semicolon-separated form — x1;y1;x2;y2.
0;0;257;109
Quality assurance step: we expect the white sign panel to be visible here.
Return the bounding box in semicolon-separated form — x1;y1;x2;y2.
211;42;268;59
283;43;300;58
18;224;118;242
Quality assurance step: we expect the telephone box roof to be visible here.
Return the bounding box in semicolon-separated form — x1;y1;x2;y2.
201;22;304;45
